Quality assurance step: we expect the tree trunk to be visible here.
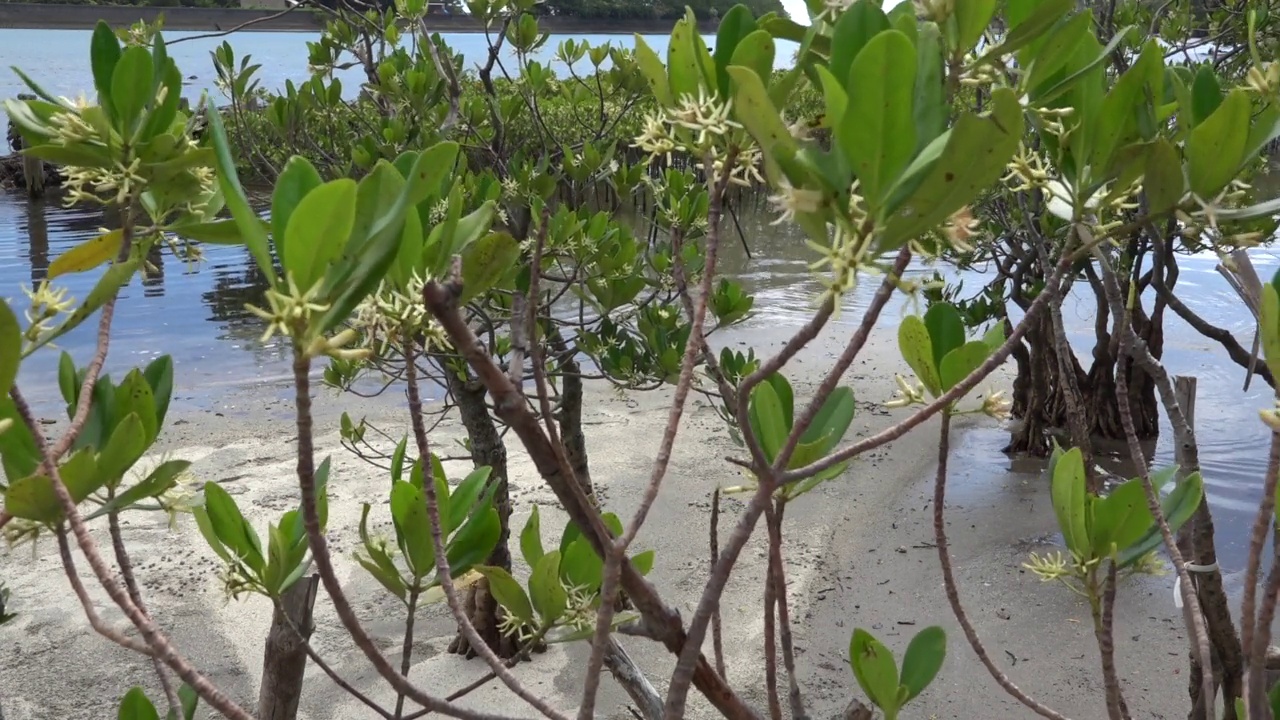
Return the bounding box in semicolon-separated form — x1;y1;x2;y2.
448;370;522;659
257;575;320;720
1172;377;1242;720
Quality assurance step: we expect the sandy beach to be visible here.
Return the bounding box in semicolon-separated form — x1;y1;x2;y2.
0;328;1198;719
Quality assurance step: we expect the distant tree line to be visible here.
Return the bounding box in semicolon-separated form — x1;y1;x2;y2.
0;0;787;19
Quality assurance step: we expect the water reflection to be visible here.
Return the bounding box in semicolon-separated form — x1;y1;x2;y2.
1;194;291;406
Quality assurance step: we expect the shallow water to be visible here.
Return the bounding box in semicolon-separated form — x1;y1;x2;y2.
3;188;1278;567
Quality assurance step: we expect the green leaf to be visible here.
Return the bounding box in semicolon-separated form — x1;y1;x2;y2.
1034;25;1135;105
177;684;198;720
714;5;758;98
530;550;568;623
1115;472;1203;568
797;386;857;452
748;380;789;463
1185;89;1251;199
445;506;500;577
924;303;965;372
829;0;890;83
320;145;459;332
978;0;1072;63
205;101;275;285
90;21;122;119
459;231;519;304
283;178;358;292
521;506;546;568
169;218;268;245
20;143;114;169
881;88;1023;249
87;459;190;521
1092;478;1154;556
96;413;147;487
898;315;941;398
630;549;656;576
1265;285;1280;383
357;504;406;600
633;35;672;106
1050;447;1089;556
143;355;173;429
271;156;324;265
475;565;534;625
1023;11;1091;94
1089;41;1160;173
118;687;159;720
982;323;1005;351
1143;139;1183;215
203;482;264;573
727;65;802;186
115;370;159;444
667;16;702;100
939;341;991;393
841;30;916;208
562;536;604;592
900;625;946;701
446;466;493;537
1191;65;1222;126
390;481;436;579
0;299;19;396
729;30;776;94
849;628;900;711
48;229;123;279
954;0;996;52
913;22;947;154
111;46;155;135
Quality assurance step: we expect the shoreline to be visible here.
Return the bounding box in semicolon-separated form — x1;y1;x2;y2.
0;327;1200;719
0;4;720;33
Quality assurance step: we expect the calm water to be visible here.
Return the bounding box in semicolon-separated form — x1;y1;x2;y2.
0;27;1273;571
0;28;798;151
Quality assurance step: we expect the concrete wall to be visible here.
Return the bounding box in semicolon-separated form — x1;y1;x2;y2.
0;3;716;33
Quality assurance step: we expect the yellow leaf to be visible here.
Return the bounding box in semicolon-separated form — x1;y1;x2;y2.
48;229;123;279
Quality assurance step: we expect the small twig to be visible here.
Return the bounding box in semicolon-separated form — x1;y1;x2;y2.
109;509;178;713
710;488;726;680
55;528;155;657
15;386;250;719
166;3;310;45
276;598;393;719
288;352;525;720
933;413;1073;720
1090;242;1216;718
779;253;1071;484
586;151;737;720
769;503;807;720
423;282;758;719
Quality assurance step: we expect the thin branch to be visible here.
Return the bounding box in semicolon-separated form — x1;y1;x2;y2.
423;281;760;720
109;509;178;713
1089;243;1216;719
710;488;726;681
56;527;155;657
166;3;311;45
779;253;1071;484
584;151;736;720
12;387;250;719
769;502;806;720
288;351;526;720
933;413;1073;720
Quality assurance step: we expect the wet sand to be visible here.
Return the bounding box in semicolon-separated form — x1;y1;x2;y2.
0;331;1197;719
